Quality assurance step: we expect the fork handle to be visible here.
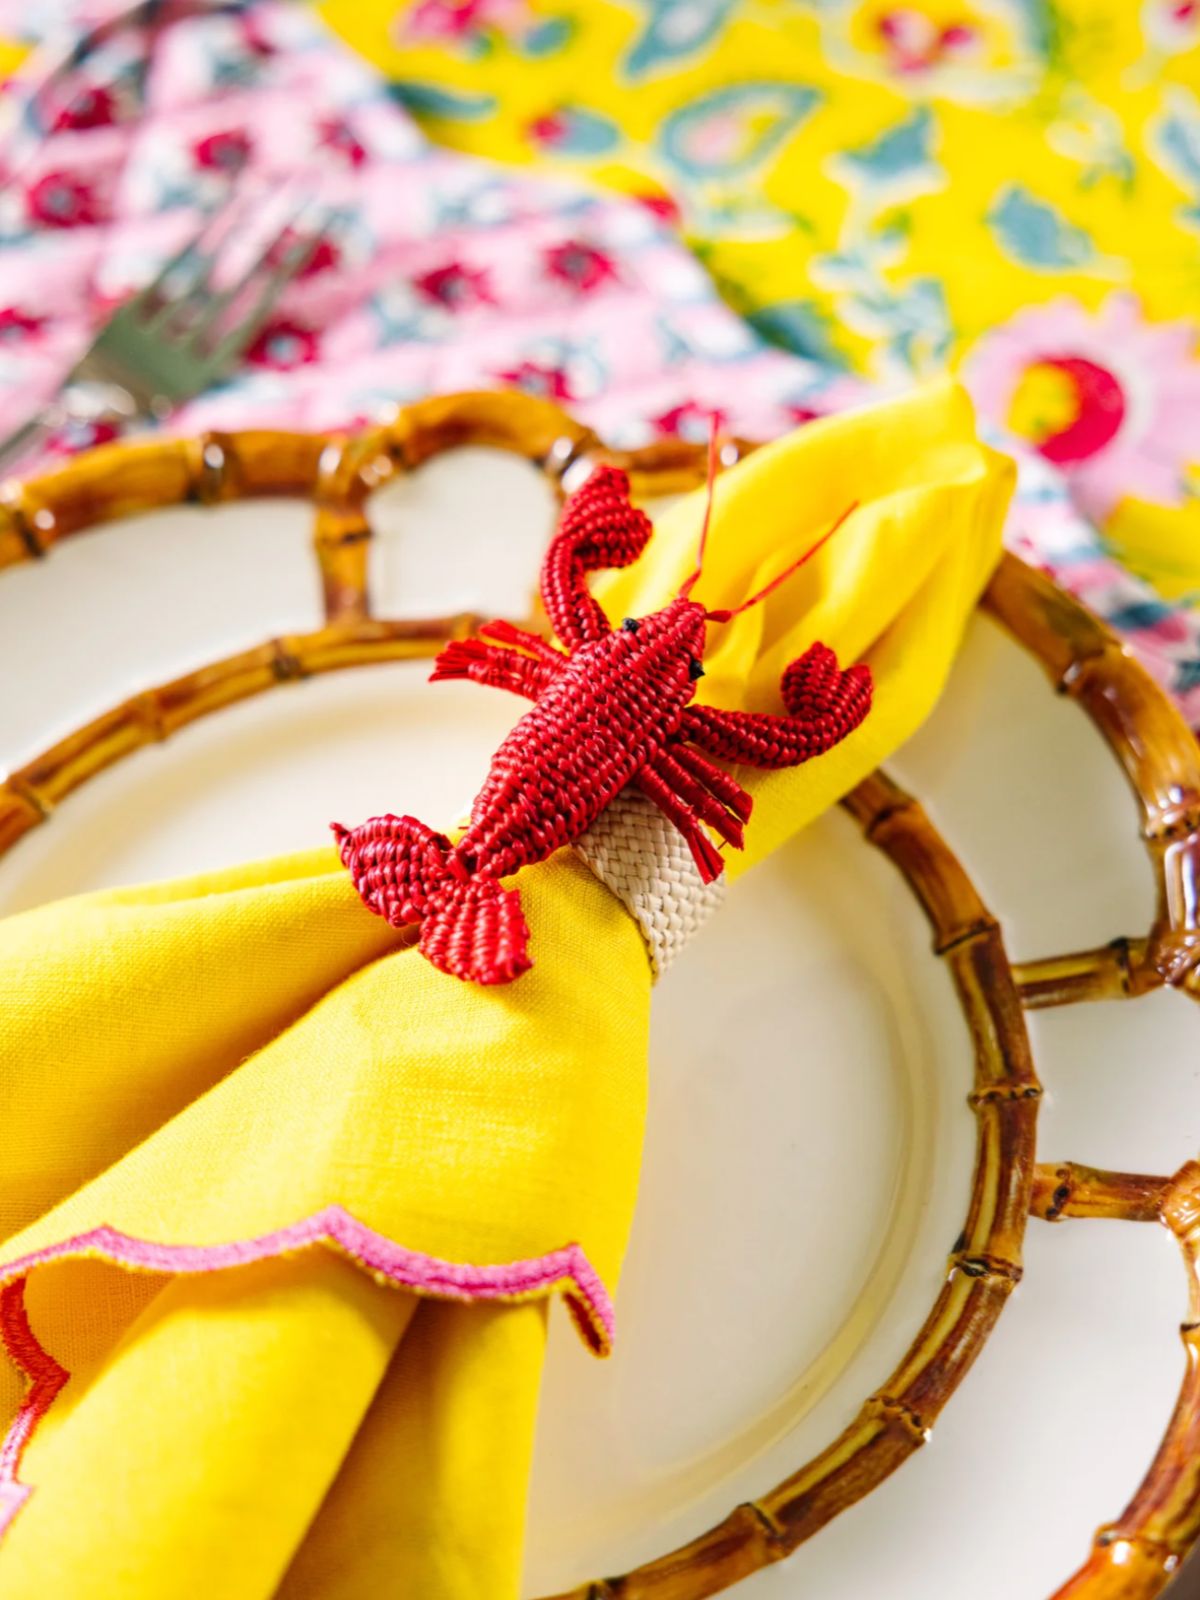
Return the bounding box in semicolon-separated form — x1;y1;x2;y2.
0;405;65;483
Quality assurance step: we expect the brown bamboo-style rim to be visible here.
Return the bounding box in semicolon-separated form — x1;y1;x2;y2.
985;557;1200;1008
0;391;1197;1598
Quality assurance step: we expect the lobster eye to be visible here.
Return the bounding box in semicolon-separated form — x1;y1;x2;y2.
621;617;641;633
688;656;705;681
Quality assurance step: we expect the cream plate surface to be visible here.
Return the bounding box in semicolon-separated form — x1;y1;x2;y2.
0;449;1196;1599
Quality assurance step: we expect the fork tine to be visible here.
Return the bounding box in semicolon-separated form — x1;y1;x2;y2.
126;197;248;327
183;201;314;348
205;223;327;370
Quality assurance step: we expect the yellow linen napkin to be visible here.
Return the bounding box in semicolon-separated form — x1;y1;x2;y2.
0;381;1011;1598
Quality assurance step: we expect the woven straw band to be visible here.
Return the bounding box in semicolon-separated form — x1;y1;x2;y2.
573;790;727;981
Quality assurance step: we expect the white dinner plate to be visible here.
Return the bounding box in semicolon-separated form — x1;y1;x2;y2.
0;427;1196;1599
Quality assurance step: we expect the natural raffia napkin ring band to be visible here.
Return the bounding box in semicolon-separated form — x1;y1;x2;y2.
1;392;1199;1598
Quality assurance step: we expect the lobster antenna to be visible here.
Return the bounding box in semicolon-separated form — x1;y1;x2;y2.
677;416;722;600
704;500;859;624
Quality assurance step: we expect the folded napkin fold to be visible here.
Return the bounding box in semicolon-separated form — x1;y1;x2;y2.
0;381;1011;1598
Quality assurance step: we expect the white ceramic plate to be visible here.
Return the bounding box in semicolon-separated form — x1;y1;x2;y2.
0;447;1196;1599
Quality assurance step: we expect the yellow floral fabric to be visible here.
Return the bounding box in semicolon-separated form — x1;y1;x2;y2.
320;0;1200;605
0;384;1011;1598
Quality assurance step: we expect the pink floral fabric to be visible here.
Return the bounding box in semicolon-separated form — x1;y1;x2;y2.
964;296;1200;527
0;1;860;449
0;0;1197;724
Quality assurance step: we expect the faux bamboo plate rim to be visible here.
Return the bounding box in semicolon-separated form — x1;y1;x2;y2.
0;391;1198;1599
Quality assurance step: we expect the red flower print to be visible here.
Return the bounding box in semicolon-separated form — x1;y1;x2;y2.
246;317;320;370
784;404;821;427
496;361;574;401
876;11;979;74
414;263;494;310
268;229;341;279
527;111;569;147
54;84;117;131
26;172;105;229
302;236;341;277
49;417;121;456
653;401;727;440
193;130;253;173
403;0;530;43
963;294;1200;520
317;116;368;169
0;308;46;342
634;191;683;229
238;14;276;57
543;240;618;293
1145;0;1199;49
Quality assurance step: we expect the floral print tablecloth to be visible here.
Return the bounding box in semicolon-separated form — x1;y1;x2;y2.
0;0;1198;721
320;0;1200;714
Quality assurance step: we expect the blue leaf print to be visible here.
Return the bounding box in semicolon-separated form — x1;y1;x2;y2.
814;247;871;282
370;289;440;347
522;17;575;57
746;301;849;370
1161;110;1200;186
625;0;737;80
155;179;210;211
387;82;497;122
536;107;620;155
655;313;756;366
210;50;266;90
845;277;952;375
1107;600;1175;631
842;108;935;183
1153;89;1200;220
987;185;1095;269
659;84;820;179
657;317;693;366
1013;0;1063;63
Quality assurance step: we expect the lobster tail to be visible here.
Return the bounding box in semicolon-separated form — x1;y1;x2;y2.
419;875;531;986
332;815;531;985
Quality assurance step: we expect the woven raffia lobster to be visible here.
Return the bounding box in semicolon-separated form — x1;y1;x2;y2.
334;460;873;985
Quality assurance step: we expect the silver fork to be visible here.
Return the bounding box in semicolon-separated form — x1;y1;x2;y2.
0;197;326;477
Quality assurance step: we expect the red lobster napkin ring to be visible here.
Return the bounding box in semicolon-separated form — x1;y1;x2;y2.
333;461;872;985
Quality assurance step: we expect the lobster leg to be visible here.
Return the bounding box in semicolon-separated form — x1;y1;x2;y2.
542;465;655;650
430;638;563;700
635;765;725;884
643;748;745;849
668;740;754;824
477;618;567;666
680;643;872;768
